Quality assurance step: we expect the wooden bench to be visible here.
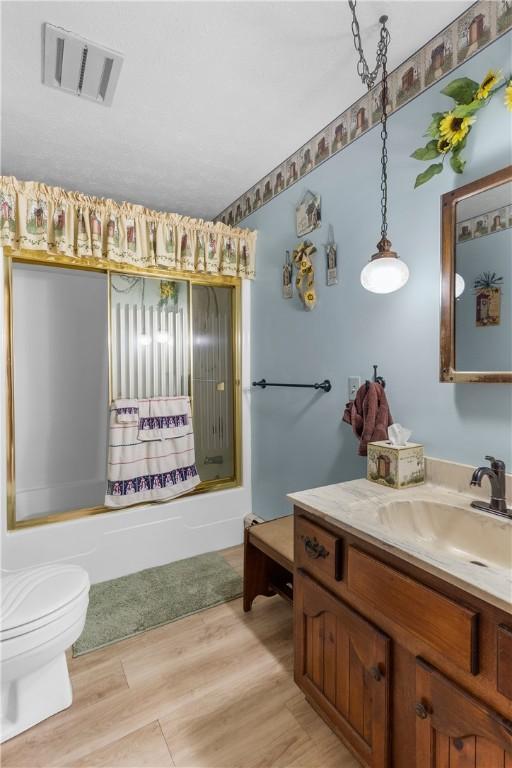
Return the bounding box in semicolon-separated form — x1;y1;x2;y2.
243;516;294;611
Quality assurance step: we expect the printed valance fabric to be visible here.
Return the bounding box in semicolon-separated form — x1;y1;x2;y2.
0;176;256;279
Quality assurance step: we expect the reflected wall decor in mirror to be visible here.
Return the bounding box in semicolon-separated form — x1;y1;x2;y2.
440;166;512;383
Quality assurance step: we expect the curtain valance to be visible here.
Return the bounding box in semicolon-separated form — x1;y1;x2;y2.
0;177;256;279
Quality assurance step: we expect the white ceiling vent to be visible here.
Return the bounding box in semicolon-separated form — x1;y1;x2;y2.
43;23;123;106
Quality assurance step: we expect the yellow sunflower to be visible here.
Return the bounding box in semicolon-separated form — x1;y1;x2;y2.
505;82;512;112
476;69;502;100
437;137;451;154
439;113;475;146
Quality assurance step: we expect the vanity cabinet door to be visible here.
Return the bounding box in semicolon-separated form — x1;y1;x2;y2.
415;659;512;767
295;570;390;768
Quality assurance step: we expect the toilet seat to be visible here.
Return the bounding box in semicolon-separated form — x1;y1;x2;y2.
1;563;90;742
1;564;90;641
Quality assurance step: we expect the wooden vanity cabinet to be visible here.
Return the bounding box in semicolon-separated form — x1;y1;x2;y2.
415;659;512;767
293;507;512;767
295;570;390;768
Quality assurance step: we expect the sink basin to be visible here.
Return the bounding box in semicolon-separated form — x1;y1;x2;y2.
373;498;512;571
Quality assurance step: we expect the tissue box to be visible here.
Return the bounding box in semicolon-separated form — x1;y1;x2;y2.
367;441;424;489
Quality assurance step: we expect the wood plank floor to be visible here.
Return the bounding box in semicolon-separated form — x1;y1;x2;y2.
2;546;360;768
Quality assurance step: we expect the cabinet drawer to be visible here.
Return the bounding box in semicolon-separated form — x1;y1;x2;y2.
347;547;479;674
295;515;343;583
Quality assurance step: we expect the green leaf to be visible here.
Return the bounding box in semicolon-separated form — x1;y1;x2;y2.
450;154;466;174
414;163;444;188
410;140;440;161
451;135;468;156
440;77;479;105
425;112;444;138
452;100;486;117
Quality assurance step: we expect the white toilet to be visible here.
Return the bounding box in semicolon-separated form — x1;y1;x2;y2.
1;564;90;743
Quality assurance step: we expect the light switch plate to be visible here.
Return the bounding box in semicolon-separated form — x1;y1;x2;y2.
348;376;361;400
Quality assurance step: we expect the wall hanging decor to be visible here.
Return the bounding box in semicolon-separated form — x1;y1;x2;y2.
295;190;321;237
412;69;511;187
291;240;317;310
282;249;293;299
474;271;503;326
324;224;338;286
348;1;409;295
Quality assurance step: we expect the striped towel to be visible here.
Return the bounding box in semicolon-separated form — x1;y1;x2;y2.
137;397;191;441
105;396;200;508
113;398;139;424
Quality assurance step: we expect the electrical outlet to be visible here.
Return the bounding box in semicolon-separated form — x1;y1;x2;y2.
348;376;361;400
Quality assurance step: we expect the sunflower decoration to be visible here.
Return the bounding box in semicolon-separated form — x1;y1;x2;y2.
476;69;502;100
291;240;317;310
412;69;510;188
505;80;512;112
158;280;177;308
438;113;475;146
303;288;317;309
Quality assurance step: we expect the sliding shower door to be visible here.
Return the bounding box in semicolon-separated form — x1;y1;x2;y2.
11;262;109;522
110;275;236;485
192;285;235;483
110;274;190;400
7;259;240;529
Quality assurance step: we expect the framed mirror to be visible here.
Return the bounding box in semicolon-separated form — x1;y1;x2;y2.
440;166;512;383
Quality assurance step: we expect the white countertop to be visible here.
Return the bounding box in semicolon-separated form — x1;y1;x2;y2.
288;478;512;614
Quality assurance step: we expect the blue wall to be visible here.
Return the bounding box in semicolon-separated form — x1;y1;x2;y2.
244;33;512;520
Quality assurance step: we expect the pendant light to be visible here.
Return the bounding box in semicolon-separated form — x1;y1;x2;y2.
349;2;409;294
455;273;465;298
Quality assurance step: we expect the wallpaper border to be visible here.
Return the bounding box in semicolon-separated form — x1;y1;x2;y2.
217;1;511;227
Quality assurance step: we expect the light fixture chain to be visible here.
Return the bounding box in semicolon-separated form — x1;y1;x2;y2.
379;25;389;240
348;0;390;241
348;0;388;91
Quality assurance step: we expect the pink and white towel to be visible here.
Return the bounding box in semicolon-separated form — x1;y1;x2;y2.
105;396;200;508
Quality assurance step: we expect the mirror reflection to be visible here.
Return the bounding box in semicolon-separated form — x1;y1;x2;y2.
455;181;512;371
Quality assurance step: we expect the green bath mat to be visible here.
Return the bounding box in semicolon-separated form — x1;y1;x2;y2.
73;551;242;656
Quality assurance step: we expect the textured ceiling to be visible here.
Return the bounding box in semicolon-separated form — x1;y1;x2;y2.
1;1;473;220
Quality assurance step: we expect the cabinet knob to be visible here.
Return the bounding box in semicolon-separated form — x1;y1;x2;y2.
415;702;429;720
303;536;328;560
370;666;382;681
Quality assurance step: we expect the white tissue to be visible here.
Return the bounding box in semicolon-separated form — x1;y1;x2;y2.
388;423;412;447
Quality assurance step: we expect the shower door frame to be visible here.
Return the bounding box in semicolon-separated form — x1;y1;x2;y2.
4;248;242;530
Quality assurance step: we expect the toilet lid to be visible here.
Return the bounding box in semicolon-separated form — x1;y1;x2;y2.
1;564;90;634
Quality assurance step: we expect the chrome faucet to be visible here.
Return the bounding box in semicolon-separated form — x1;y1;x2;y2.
470;456;511;519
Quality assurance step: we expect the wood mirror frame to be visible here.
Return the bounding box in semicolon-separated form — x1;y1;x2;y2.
440;165;512;383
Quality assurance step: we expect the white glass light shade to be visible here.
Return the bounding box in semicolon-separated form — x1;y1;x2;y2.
360;256;409;294
455;273;465;298
138;334;152;346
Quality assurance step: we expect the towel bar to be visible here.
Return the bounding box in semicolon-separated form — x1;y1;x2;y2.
252;378;331;393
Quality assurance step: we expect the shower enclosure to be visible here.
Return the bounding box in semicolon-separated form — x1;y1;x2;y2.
7;259;240;528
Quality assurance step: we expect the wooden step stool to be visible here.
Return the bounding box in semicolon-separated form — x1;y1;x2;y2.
243;515;294;611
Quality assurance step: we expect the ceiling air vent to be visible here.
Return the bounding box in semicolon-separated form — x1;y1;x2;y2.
43;23;123;106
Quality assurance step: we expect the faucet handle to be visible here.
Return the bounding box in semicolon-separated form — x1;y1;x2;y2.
485;455;505;471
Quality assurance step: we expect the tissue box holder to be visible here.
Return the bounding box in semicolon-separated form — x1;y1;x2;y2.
367;441;424;489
